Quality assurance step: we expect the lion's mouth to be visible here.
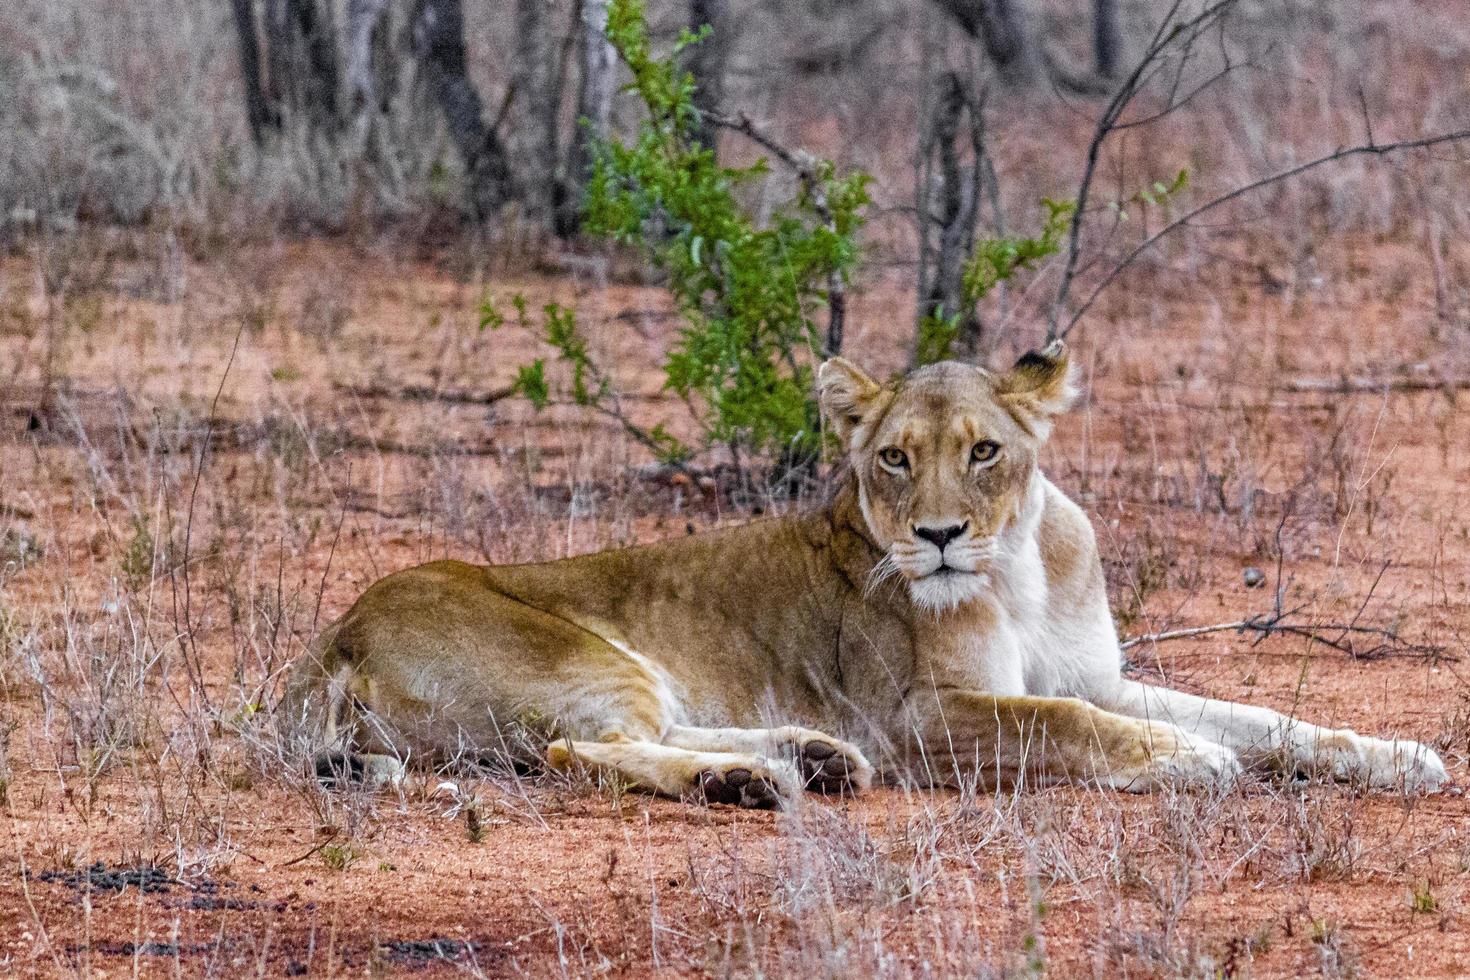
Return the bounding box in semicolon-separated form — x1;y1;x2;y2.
922;564;984;581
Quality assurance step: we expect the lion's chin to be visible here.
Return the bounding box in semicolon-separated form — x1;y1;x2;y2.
907;569;989;612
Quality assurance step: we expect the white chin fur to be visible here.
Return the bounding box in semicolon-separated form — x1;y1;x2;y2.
908;571;989;612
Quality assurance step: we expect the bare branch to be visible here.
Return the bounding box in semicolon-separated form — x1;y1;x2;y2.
1059;127;1470;337
1124;542;1445;661
1121;613;1447;661
1046;0;1240;339
335;381;516;405
1285;375;1470;395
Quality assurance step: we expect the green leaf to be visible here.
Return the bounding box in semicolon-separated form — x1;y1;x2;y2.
513;361;550;410
478;294;505;332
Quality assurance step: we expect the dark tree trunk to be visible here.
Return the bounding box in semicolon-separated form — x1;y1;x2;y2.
686;0;731;154
513;0;560;226
231;0;276;143
264;0;343;131
1092;0;1121;79
559;0;616;237
929;0;1038;83
412;0;515;218
919;73;984;361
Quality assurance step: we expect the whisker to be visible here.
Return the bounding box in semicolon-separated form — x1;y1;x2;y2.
864;553;903;598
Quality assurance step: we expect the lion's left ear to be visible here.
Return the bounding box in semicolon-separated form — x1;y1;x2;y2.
994;340;1077;433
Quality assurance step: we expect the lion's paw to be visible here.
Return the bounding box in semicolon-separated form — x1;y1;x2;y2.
693;759;801;810
1310;732;1448;793
1111;725;1241;793
778;730;874;795
313;751;406;789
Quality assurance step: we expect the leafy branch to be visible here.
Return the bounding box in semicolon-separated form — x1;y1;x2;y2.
916;197;1073;365
499;0;870;487
483;294;693;468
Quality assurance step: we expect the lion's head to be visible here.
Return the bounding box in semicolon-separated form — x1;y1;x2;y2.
817;342;1077;612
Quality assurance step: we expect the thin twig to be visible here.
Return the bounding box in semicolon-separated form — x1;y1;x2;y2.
1284;375;1470;395
277;831;341;869
1121;614;1446;660
1047;0;1239;338
171;321;245;713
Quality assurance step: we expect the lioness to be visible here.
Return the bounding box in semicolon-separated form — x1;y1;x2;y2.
278;343;1447;806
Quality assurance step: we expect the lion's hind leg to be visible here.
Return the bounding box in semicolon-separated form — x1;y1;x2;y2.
547;735;802;810
295;670;409;789
276;622;412;789
663;725;874;794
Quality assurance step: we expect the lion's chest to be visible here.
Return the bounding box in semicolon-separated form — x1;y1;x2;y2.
915;553;1074;698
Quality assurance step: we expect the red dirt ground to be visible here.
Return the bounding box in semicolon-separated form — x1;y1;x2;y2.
3;238;1470;976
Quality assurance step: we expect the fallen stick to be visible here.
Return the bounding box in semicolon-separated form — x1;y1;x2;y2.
1284;376;1470;395
334;381;516;406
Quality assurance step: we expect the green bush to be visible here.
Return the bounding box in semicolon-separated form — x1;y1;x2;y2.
498;0;869;484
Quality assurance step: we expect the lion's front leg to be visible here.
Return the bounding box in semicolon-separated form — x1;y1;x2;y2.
546;736;804;810
1102;679;1448;793
664;724;874;794
912;690;1241;793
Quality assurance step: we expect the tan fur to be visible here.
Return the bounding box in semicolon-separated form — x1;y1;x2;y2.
279;344;1446;806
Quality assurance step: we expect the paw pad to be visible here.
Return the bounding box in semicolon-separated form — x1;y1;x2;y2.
696;768;785;810
794;740;861;794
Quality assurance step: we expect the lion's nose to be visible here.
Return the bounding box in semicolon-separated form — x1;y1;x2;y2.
913;522;968;550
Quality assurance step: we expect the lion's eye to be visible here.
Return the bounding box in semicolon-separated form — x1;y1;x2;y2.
878;446;909;470
971;440;1001;465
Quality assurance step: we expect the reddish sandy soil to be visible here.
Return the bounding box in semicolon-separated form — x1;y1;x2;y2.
2;237;1470;977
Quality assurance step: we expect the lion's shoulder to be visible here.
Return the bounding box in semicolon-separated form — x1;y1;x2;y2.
1035;478;1103;596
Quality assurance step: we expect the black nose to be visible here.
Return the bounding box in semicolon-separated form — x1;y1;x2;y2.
913;522;968;550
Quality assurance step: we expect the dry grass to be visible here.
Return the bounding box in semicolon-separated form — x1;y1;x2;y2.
1;226;1468;975
2;0;1469;975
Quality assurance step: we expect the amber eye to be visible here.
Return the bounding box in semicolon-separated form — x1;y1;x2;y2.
878;446;909;470
971;440;1001;465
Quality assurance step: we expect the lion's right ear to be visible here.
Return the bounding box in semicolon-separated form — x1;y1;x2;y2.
817;357;885;446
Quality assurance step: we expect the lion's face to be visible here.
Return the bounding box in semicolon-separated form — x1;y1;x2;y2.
818;343;1076;612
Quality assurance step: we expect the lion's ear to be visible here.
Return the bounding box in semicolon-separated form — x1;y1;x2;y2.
817;357;885;445
995;340;1077;433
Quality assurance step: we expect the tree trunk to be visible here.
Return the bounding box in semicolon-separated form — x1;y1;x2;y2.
918;72;984;361
264;0;343;131
686;0;731;154
345;0;393;115
412;0;516;219
231;0;275;143
558;0;616;237
513;0;560;227
1092;0;1121;79
928;0;1039;84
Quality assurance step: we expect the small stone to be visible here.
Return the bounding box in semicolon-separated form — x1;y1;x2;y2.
1243;567;1266;588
